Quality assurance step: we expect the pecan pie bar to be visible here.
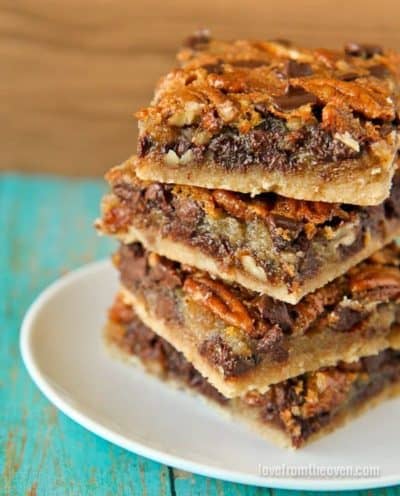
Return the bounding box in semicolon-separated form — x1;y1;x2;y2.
98;158;400;303
135;35;400;204
106;297;400;448
114;241;400;397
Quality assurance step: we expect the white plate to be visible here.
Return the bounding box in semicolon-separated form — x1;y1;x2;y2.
20;260;400;491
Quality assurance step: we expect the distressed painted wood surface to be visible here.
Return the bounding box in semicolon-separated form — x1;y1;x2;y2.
1;174;400;496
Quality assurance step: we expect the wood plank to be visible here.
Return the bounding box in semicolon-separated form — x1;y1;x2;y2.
2;0;400;176
0;175;171;495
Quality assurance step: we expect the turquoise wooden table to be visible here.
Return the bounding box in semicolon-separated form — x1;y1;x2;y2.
1;173;399;496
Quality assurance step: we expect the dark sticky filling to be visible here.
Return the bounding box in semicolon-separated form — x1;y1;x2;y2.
139;115;369;171
104;171;400;289
108;297;400;447
117;242;400;378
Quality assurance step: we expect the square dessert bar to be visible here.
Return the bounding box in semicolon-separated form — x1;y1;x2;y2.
106;299;400;449
135;35;400;204
98;158;400;303
114;241;400;398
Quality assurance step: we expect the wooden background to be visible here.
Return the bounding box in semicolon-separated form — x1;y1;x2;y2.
2;0;400;177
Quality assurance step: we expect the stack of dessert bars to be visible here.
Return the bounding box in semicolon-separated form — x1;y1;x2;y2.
97;34;400;448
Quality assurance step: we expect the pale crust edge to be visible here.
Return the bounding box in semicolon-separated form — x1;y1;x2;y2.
105;320;400;449
104;223;400;304
120;287;400;398
135;139;397;205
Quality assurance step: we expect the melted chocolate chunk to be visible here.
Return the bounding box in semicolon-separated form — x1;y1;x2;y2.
369;64;390;79
144;183;172;213
345;42;383;59
256;295;293;333
255;325;289;362
113;182;137;202
202;61;224;74
339;72;360;81
183;29;211;50
285;60;313;78
172;197;203;227
331;306;367;332
199;335;257;377
230;59;267;69
272;86;317;111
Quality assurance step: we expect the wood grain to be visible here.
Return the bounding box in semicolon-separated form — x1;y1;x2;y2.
1;174;400;494
2;0;400;176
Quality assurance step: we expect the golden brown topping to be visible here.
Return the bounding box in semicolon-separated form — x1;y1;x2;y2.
291;77;395;120
183;275;253;333
137;38;399;147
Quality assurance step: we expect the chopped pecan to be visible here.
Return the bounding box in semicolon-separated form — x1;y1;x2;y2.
300;370;356;418
271;197;349;224
292;283;344;334
108;293;135;325
212;189;270;220
183;276;253;333
102;205;132;233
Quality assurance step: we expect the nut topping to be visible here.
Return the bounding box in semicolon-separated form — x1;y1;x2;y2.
183;275;253;333
349;266;400;294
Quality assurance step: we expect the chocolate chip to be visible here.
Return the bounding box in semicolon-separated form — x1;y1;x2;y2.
230;59;267;69
339;72;359;81
199;335;257;377
272;86;317;111
113;182;136;202
138;135;153;157
202;62;224;74
256;325;288;362
331;306;367;332
285;60;313;78
173;198;203;227
183;29;211;49
345;42;383;59
256;295;293;333
369;64;390;78
270;39;292;47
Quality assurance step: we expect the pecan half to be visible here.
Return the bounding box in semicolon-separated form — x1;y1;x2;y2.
291;77;395;120
183;276;253;333
349;266;400;294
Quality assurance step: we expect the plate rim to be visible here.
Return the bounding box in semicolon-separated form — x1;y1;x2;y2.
19;259;400;491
